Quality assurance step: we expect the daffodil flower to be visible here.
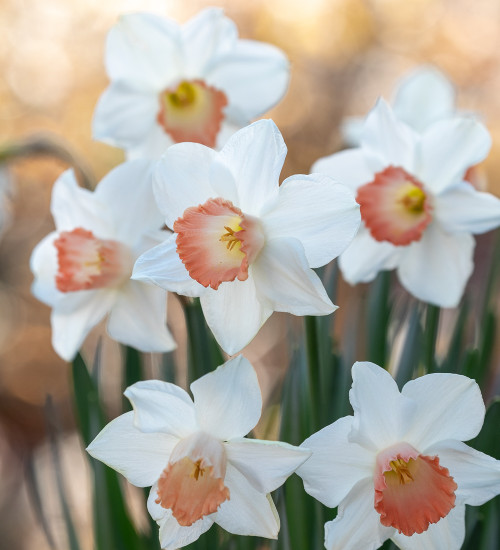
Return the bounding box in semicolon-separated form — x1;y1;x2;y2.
297;361;500;550
93;8;289;159
313;99;500;307
132;119;361;354
342;66;457;146
30;160;175;360
87;355;311;549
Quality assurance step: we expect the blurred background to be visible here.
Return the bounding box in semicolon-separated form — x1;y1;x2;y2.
1;0;500;548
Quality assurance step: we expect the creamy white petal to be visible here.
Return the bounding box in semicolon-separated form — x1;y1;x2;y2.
297;416;374;508
434;181;500;234
392;67;455;132
51;290;115;361
106;13;181;90
349;362;416;451
391;504;465;550
124;380;196;439
208;158;239;205
361;98;417;174
126;123;173;160
311;148;374;191
426;440;500;506
225;438;311;493
154;143;218;228
397;223;475;308
262;174;360;268
132;234;206;297
402;373;485;450
94;159;164;244
86;411;177;487
340;116;365;147
419;118;491;194
215;464;280;539
107;280;176;353
181;8;237;77
191;355;262;440
252;237;335;316
30;231;61;306
217;120;285;216
324;478;394;550
208;40;289;124
51;170;112;236
339;227;402;285
92;83;159;150
147;485;215;550
200;276;273;355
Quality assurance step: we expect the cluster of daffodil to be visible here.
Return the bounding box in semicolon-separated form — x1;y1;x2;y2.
29;8;500;550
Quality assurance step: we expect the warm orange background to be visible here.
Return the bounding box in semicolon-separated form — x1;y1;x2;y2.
1;0;500;548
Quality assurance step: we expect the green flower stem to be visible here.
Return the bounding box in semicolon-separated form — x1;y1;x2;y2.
423;304;440;373
304;315;321;431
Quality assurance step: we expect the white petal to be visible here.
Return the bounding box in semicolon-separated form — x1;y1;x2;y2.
262;174;360;268
191;355;262;440
208;40;289;123
181;8;237;77
86;411;176;487
392;66;455;132
339;226;402;284
106;13;181;90
397;223;475;308
360;98;417;174
419;117;491;193
51;290;115;361
200;277;273;355
106;280;176;352
402;373;485;450
391;504;465;550
92;83;159;151
311;148;374;191
215;464;280;539
349;362;416;451
124;380;196;439
126;122;173;160
147;485;215;550
208;158;239;205
324;478;394;550
340;116;365;147
434;181;500;234
252;237;335;316
51;170;112;236
425;440;500;506
154;143;218;228
132;234;206;297
297;416;374;508
30;231;61;306
94;159;164;244
217;119;285;216
225;438;311;493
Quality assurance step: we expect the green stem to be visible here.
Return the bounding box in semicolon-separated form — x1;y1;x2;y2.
304;315;321;431
423;304;440;373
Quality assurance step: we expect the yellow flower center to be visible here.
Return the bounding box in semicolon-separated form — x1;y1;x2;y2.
397;182;427;213
387;458;415;485
166;81;198;109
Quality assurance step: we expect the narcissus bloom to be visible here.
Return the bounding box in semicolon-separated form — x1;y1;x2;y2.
342;66;457;146
313;99;500;307
132;120;361;354
297;362;500;550
93;8;289;159
87;355;311;549
30;160;175;360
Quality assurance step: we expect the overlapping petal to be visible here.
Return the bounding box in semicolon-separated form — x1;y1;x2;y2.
297;416;374;508
262;174;360;268
397;223;475;308
30;232;61;306
191;355;262;440
311;148;374;191
86;412;177;487
124;380;196;439
402;373;485;449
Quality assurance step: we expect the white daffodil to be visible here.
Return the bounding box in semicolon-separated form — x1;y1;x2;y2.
30;160;175;361
297;361;500;550
342;66;457;146
313;99;500;308
132;119;360;354
87;355;311;550
93;8;289;159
